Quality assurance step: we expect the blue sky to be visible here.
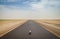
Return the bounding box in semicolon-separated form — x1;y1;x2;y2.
0;0;60;19
0;0;41;9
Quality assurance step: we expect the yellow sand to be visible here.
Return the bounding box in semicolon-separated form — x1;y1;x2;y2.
0;20;26;37
34;20;60;38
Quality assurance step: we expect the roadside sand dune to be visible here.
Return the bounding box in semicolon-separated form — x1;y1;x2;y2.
0;20;26;37
41;20;60;24
34;20;60;38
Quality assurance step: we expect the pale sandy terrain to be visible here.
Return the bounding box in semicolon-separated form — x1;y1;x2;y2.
34;20;60;38
0;20;27;37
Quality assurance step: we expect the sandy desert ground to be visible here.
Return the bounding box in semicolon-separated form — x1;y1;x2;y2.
0;19;60;38
34;20;60;38
0;20;26;37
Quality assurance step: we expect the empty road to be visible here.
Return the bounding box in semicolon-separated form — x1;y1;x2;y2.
0;20;60;39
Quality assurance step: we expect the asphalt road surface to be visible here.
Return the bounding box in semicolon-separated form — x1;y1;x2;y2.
0;20;60;39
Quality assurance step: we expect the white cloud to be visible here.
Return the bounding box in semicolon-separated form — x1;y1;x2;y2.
31;3;45;9
30;0;60;9
30;0;48;9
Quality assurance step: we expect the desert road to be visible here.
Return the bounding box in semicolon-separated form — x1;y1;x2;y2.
0;20;60;39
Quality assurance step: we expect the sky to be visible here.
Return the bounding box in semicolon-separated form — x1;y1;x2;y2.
0;0;60;19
